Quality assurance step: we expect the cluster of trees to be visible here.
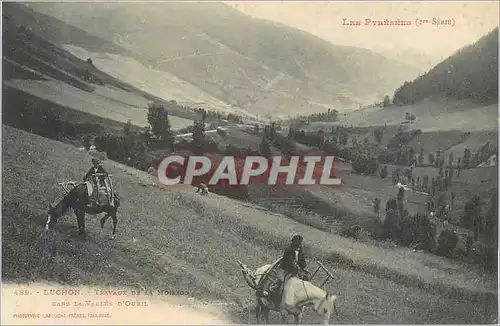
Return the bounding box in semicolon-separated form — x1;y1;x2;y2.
3;89;104;143
377;129;423;166
285;126;422;175
288;108;339;125
288;125;349;148
258;122;301;155
92;102;215;171
372;183;497;269
349;137;380;175
371;95;392;108
460;192;498;243
404;112;416;123
372;190;437;252
426;144;496;171
462;142;497;168
375;188;477;260
377;159;496;267
94;126;150;171
191;107;244;124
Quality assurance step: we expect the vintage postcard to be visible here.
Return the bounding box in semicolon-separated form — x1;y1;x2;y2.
1;0;498;324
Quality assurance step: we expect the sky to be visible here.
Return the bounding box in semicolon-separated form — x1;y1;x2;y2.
227;1;499;60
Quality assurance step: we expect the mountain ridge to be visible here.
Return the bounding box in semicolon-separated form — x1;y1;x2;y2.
21;2;423;117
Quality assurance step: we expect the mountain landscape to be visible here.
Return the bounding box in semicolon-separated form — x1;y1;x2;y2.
19;2;423;118
310;27;498;134
2;2;498;325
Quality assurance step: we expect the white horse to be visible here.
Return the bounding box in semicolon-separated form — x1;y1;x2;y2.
248;264;339;324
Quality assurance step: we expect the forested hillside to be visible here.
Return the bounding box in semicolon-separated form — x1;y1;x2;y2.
393;28;498;105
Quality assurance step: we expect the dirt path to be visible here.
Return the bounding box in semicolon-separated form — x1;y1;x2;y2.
2;283;234;325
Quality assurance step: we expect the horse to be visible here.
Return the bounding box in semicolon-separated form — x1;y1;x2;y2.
45;182;120;240
248;264;339;324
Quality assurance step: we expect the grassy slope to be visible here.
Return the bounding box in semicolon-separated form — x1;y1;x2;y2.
61;44;237;116
2;125;497;324
2;85;130;135
307;97;498;132
3;79;193;131
2;14;200;128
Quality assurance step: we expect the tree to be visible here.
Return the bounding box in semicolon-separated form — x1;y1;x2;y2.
484;191;498;243
477;141;492;165
398;185;408;216
124;119;132;136
416;176;421;189
408;213;436;251
461;194;483;239
373;198;381;217
422;175;429;190
418;148;424;165
125;136;148;170
456;157;462;178
83;134;92;151
216;128;227;138
201;109;208;122
383;95;391;107
448;152;454;167
435;150;442;168
147;103;173;148
436;229;458;257
408;147;416;166
428;153;435;166
259;136;271;155
374;128;383;143
192;120;206;154
141;126;153;148
448;168;454;184
339;132;348;146
352;155;379;175
438;157;445;169
383;198;402;242
434;192;448;220
463;148;471;168
391;169;397;184
380;165;388;179
254;124;260;134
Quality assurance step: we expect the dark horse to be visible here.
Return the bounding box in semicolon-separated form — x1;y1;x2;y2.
45;182;120;240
